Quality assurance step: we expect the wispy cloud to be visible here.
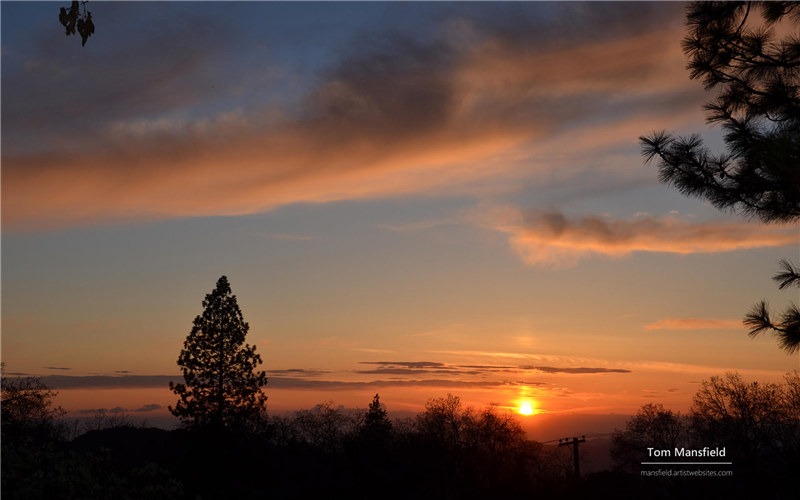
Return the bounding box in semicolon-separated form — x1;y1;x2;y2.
357;361;499;376
644;318;744;331
354;348;397;354
355;368;449;375
377;219;460;232
264;233;315;241
42;375;178;389
76;403;164;415
485;207;797;268
38;373;544;391
356;360;631;376
44;366;71;371
269;378;546;390
265;368;330;377
359;361;447;369
521;366;631;374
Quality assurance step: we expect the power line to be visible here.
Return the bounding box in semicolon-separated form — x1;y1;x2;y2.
540;431;612;444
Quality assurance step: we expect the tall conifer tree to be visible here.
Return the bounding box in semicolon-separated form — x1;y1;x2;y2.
169;276;267;430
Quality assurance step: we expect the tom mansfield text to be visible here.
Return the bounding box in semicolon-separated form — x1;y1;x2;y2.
647;447;726;457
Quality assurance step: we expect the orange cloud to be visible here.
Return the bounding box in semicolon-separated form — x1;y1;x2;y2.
487;207;798;268
456;27;691;100
644;318;744;331
3;125;526;231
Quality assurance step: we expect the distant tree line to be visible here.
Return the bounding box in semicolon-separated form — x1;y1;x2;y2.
1;378;572;499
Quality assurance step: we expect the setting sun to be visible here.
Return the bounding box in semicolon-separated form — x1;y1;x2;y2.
518;397;540;416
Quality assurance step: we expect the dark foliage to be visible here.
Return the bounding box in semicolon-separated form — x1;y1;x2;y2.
1;369;183;499
58;1;94;46
612;372;800;499
363;393;392;436
169;276;267;431
1;368;66;446
611;403;688;473
640;1;800;223
744;260;800;353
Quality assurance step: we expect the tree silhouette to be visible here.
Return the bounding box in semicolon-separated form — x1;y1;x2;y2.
640;1;800;353
169;276;267;431
640;1;799;223
364;393;393;435
292;401;350;452
689;371;799;481
1;364;66;445
611;403;687;473
415;393;473;450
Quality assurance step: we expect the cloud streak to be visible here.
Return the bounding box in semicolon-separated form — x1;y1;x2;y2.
75;403;164;415
644;318;744;331
359;361;446;369
521;366;631;374
37;374;542;391
487;208;797;268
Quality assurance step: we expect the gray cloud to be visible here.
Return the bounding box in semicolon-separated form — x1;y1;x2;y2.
75;403;164;415
456;364;517;370
39;374;544;391
356;368;443;375
265;369;330;377
269;378;545;390
44;366;71;371
42;375;178;389
356;361;517;377
520;366;632;374
358;361;447;369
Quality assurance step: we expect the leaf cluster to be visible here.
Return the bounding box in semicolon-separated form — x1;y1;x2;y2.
58;1;95;47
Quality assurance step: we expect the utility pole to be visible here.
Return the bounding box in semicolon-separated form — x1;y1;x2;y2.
558;435;586;481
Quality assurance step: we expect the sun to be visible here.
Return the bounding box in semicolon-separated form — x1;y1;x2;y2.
519;403;534;416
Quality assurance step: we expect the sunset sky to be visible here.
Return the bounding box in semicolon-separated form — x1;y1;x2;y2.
2;2;798;437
